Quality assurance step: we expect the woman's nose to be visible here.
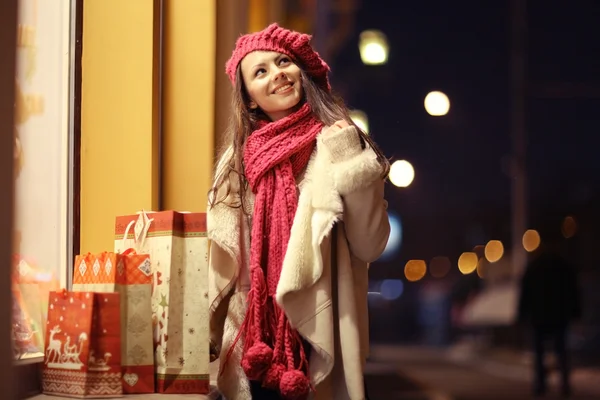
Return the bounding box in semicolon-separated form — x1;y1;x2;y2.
273;70;286;81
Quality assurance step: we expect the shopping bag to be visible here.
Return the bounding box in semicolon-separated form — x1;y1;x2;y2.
72;251;154;394
42;290;122;398
115;210;209;394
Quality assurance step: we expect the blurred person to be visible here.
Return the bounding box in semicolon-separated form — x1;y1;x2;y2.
207;24;390;400
517;235;582;398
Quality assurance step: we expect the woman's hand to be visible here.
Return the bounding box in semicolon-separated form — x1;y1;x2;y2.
323;120;350;136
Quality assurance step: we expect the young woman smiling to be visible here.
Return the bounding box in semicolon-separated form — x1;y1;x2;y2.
208;23;390;400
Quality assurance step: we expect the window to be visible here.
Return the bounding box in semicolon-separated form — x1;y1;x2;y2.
12;0;75;363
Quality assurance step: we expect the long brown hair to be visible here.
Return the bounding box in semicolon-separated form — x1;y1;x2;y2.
209;65;390;212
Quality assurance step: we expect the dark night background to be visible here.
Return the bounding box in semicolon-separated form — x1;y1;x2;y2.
327;0;600;268
279;0;600;354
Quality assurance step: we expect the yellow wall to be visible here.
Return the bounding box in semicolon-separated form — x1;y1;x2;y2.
80;0;216;253
80;0;161;253
249;0;269;32
162;0;215;212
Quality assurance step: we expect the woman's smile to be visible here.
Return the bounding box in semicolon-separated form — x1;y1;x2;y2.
273;82;294;94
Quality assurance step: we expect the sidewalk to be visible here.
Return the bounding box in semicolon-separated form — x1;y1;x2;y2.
369;344;600;399
446;340;600;397
369;345;534;400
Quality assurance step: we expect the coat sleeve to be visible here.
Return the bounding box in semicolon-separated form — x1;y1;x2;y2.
320;126;390;263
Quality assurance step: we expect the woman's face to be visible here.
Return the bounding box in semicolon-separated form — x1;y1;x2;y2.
240;51;303;121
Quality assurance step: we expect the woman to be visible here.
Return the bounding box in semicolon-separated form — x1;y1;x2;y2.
208;23;390;400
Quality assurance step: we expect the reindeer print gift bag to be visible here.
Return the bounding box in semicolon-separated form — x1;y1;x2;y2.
42;290;122;398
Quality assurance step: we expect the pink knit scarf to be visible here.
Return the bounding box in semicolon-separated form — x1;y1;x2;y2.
227;103;322;399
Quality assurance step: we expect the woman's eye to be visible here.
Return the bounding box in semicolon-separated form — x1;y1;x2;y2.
279;57;290;65
255;68;266;77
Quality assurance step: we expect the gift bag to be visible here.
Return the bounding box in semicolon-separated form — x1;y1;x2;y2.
42;290;122;398
115;210;209;394
72;251;155;394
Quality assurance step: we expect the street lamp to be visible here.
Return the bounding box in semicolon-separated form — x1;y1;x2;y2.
389;160;414;188
358;30;389;65
424;91;450;116
349;109;369;134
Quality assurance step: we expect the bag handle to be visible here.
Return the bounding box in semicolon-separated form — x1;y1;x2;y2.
121;210;154;252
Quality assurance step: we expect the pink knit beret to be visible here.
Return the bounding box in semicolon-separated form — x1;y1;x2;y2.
225;23;331;91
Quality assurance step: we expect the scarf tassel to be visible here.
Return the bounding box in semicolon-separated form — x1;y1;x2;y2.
240;267;273;381
262;307;287;390
278;320;311;400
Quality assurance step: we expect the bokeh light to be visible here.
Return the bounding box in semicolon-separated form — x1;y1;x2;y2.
404;260;427;282
380;279;404;300
458;252;478;274
359;30;389;65
522;229;541;252
476;257;488;279
349;109;369;134
429;256;451;278
424;91;450;116
484;240;504;263
389;160;415;188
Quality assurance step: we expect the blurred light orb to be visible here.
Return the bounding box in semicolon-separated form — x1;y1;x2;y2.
430;256;451;278
458;252;478;274
472;244;485;258
484;240;504;263
359;30;389;65
379;212;402;260
389;160;415;188
562;216;577;239
424;91;450;116
349;109;369;134
522;229;541;252
380;279;404;300
476;257;488;279
404;260;427;282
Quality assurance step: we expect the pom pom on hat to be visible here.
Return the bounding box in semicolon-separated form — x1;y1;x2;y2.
225;23;330;91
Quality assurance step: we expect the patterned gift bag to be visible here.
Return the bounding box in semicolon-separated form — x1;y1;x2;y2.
72;252;155;394
114;210;209;394
42;290;122;398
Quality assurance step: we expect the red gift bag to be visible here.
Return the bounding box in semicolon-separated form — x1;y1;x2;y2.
42;290;122;398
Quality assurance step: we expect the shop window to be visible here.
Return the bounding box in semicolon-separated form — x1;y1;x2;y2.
12;0;76;367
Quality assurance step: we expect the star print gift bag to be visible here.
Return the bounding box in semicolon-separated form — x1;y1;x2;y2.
42;290;122;398
72;251;155;394
114;210;209;394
